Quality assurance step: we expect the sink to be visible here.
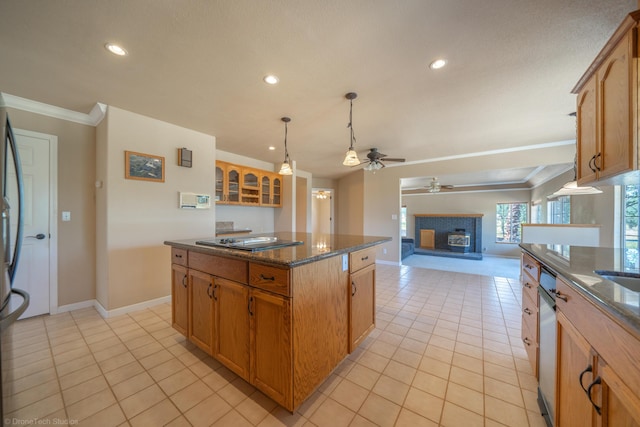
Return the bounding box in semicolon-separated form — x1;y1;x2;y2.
594;270;640;292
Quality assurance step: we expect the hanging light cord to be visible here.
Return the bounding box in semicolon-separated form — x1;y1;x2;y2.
348;98;357;150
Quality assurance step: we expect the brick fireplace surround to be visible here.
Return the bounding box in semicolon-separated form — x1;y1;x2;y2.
414;214;483;260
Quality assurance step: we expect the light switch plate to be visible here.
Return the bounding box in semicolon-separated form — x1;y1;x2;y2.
62;211;71;221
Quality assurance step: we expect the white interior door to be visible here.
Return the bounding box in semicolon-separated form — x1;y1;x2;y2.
9;130;53;319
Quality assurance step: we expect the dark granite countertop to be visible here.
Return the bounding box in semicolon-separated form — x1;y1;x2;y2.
165;232;392;267
520;243;640;336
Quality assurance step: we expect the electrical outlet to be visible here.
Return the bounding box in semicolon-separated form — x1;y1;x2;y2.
342;254;348;271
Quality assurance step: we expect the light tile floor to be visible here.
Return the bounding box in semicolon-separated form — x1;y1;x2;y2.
2;264;547;426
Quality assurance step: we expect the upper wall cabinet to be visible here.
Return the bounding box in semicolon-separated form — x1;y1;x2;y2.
573;11;640;186
216;161;282;208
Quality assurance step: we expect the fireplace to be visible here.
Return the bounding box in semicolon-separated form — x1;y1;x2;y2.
447;229;471;253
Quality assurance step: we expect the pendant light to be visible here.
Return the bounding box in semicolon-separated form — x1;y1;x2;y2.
342;92;361;166
278;117;293;175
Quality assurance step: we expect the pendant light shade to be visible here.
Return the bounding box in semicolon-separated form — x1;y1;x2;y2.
279;117;293;175
343;92;361;166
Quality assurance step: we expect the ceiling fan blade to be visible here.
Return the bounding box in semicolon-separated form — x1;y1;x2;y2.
383;158;405;162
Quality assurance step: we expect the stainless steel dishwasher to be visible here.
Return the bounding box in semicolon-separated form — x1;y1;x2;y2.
537;266;557;427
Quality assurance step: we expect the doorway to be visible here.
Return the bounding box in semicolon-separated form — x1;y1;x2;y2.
312;189;333;234
9;129;57;319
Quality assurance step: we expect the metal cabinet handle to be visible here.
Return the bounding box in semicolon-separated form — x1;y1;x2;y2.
207;283;213;299
212;284;218;301
554;291;568;302
589;155;597;173
522;337;531;346
586;376;602;415
351;281;357;297
578;364;593;394
525;264;533;269
248;296;254;316
594;153;602;171
259;274;275;281
182;275;187;288
524;282;532;289
523;308;532;315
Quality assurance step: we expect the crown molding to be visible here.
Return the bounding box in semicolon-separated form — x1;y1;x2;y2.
0;92;106;126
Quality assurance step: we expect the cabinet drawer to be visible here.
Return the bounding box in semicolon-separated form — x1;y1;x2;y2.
189;251;248;283
350;246;376;272
521;291;538;343
521;253;540;282
249;263;290;297
522;273;539;304
172;248;188;267
521;319;538;378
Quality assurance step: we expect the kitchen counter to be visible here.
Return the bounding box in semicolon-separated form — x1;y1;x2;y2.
165;232;391;267
520;243;640;335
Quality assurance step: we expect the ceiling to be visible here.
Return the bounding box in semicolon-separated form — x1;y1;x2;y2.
0;0;635;183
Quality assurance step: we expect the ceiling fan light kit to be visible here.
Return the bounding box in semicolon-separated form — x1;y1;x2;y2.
342;92;361;166
278;117;293;175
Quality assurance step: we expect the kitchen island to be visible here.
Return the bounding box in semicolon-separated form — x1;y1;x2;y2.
164;232;391;412
519;243;640;426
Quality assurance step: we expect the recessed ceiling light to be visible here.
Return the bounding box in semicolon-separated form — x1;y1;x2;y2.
105;43;127;56
268;146;276;151
263;75;279;85
429;59;447;70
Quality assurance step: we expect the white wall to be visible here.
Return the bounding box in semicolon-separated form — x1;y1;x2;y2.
96;106;216;311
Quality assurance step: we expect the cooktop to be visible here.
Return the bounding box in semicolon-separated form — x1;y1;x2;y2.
195;236;303;252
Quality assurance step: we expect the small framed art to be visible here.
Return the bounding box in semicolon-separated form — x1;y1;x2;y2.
125;150;165;182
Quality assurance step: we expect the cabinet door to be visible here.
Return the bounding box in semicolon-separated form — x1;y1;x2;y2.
249;289;292;409
349;263;375;352
189;269;215;354
598;360;640;427
241;169;260;205
271;175;282;207
261;174;272;206
214;278;250;379
576;74;598;185
598;31;633;180
226;165;240;204
557;311;597;427
171;264;189;336
215;163;225;203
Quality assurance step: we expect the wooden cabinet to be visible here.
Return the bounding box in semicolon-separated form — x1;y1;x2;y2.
520;252;539;377
349;246;376;352
171;264;189;336
250;288;292;407
260;173;282;207
241;169;261;205
216;161;283;207
214;277;250;379
573;12;639;185
554;275;640;426
188;269;215;354
215;161;241;204
169;246;373;412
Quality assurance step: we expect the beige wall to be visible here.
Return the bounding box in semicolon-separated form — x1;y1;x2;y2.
96;106;216;310
6;107;96;306
337;170;364;236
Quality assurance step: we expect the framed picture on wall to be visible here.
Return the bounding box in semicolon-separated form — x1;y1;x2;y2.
125;150;165;182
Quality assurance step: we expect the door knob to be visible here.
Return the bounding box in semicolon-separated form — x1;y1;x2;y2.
27;233;46;240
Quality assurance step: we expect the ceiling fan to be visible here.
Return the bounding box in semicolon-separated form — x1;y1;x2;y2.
360;148;406;171
426;177;454;193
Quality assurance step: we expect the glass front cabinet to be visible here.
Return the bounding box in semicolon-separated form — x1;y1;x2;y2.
216;161;282;207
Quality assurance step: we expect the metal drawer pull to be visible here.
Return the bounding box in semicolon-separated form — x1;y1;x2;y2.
182;275;187;288
525;264;533;269
207;283;213;299
361;256;369;261
522;337;531;346
553;291;568;302
523;308;532;315
259;274;275;281
174;254;183;258
524;282;532;289
578;364;593;394
586;376;602;415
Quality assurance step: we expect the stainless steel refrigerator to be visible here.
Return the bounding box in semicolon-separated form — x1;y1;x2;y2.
0;110;30;420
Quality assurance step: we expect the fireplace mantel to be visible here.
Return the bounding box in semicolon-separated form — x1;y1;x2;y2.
414;214;484;217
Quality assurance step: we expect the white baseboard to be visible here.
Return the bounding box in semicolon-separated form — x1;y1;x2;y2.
56;295;172;319
376;260;401;266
